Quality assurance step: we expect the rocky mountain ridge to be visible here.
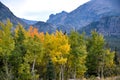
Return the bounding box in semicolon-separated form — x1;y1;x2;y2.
0;1;28;27
0;1;54;33
78;16;120;36
47;0;120;31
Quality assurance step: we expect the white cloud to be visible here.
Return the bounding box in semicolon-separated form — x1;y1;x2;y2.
1;0;90;21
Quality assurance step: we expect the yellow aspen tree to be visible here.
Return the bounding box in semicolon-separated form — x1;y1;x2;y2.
0;20;15;80
23;26;44;80
44;31;70;80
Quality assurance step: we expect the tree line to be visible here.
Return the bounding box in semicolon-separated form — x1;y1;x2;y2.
0;20;120;80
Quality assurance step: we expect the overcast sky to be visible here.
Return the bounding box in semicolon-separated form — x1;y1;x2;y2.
0;0;90;21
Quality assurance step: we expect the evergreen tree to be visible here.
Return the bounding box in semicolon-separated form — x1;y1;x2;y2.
114;47;119;65
9;24;26;79
46;58;55;80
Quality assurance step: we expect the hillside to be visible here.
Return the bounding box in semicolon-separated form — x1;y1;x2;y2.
78;16;120;51
21;18;38;25
0;2;28;27
78;16;120;36
32;21;56;33
47;0;120;31
0;1;55;33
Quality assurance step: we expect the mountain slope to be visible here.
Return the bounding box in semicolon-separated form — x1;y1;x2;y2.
21;18;38;25
0;1;28;27
32;21;56;33
78;15;120;52
78;16;120;36
47;0;120;31
47;11;68;25
0;1;55;33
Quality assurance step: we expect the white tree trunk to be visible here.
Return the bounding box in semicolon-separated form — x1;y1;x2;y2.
60;65;64;80
4;59;12;80
32;58;36;80
73;65;76;80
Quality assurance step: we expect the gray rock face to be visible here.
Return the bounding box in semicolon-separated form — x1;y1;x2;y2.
47;11;68;25
47;0;120;31
78;16;120;36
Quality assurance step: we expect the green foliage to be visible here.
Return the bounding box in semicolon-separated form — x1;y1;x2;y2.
0;20;117;80
18;62;32;80
86;30;105;75
9;24;26;79
0;19;14;56
0;20;15;80
86;30;115;78
68;30;87;78
46;58;55;80
23;27;44;80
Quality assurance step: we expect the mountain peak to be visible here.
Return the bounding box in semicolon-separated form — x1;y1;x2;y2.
0;1;9;10
0;2;28;27
47;0;120;31
0;1;2;5
47;11;68;24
